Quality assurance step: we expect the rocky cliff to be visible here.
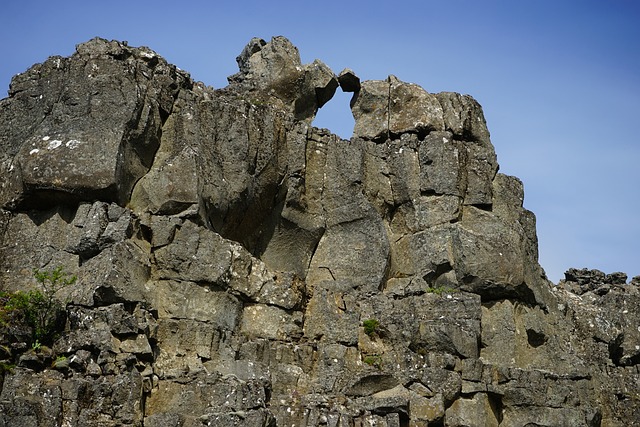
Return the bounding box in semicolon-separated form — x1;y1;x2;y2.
0;36;638;426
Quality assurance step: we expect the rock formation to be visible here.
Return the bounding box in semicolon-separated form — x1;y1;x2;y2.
0;36;638;426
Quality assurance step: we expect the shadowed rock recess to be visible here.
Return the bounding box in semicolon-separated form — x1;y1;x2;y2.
0;36;638;426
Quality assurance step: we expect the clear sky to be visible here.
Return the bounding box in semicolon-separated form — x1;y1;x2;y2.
2;0;638;283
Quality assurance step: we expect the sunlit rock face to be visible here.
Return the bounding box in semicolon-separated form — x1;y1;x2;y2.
0;36;637;426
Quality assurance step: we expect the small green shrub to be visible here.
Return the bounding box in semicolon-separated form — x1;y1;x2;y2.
0;266;76;346
362;319;380;337
30;266;76;343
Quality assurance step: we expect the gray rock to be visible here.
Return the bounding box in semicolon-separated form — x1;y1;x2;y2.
352;75;444;140
73;240;150;305
338;68;361;92
0;368;145;426
129;89;201;215
303;283;360;345
435;92;491;144
0;35;638;427
149;280;241;328
445;393;500;427
306;217;390;293
351;79;390;140
145;373;271;423
1;37;190;208
241;304;302;341
227;36;337;121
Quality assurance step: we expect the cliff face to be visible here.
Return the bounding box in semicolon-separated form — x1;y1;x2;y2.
0;36;638;426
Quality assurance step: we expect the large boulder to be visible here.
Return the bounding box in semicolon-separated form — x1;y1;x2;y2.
227;36;338;121
0;38;191;208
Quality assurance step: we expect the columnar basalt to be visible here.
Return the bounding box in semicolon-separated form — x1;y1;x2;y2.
0;36;638;426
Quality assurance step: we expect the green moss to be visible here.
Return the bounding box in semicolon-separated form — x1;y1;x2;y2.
363;354;382;369
362;319;380;337
425;285;458;296
0;362;15;374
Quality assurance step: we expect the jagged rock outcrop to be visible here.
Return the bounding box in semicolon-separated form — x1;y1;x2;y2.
0;36;638;426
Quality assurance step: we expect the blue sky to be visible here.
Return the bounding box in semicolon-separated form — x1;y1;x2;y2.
2;0;638;283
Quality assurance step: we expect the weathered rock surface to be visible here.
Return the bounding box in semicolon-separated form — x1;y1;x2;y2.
0;36;638;426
